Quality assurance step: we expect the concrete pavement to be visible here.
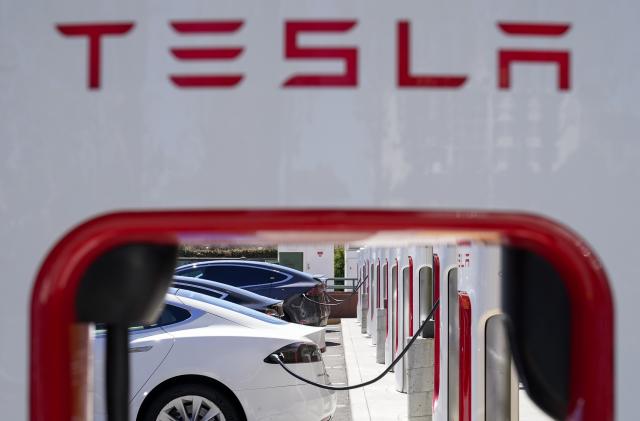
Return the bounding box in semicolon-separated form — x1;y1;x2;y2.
342;318;407;421
340;317;551;421
324;324;352;421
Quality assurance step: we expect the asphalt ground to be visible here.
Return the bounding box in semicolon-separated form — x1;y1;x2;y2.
324;323;352;421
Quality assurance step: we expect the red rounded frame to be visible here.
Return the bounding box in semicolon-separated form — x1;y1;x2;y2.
30;209;613;421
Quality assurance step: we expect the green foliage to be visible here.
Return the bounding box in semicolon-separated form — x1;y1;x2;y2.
334;244;345;278
178;245;277;259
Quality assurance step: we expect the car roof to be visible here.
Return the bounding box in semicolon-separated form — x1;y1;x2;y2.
172;275;282;305
175;259;315;280
167;288;288;327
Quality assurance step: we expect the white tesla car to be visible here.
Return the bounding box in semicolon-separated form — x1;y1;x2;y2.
93;288;336;421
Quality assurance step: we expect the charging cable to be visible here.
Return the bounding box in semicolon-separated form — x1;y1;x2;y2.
302;279;365;306
269;299;439;391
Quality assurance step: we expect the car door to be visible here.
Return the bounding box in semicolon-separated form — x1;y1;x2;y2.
92;305;189;421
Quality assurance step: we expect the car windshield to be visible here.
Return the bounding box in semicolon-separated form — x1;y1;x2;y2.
174;288;287;325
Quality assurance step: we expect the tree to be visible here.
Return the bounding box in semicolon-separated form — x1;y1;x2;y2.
334;244;345;278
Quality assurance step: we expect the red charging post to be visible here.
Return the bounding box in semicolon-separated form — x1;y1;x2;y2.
433;254;441;411
408;256;414;336
376;259;381;308
459;292;472;421
394;259;399;353
385;259;389;337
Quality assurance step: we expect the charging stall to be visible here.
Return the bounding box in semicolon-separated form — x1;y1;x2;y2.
26;211;615;421
370;252;379;344
393;247;431;393
366;257;373;337
386;255;399;369
356;261;362;324
443;243;519;421
392;249;407;391
382;253;390;361
432;244;457;421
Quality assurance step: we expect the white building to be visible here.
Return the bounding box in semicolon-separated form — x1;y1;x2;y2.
277;244;335;281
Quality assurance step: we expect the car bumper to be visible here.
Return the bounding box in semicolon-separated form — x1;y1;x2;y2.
235;383;336;421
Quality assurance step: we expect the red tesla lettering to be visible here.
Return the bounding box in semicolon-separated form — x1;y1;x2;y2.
397;21;467;88
283;20;358;88
56;22;134;90
169;20;244;88
497;22;571;91
457;253;470;268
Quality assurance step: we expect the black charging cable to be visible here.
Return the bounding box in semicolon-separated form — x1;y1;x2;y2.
106;324;129;421
269;299;439;391
302;294;343;306
302;279;366;306
326;293;344;303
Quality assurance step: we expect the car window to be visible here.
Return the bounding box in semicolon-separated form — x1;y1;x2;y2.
156;304;191;326
223;292;252;305
176;288;287;325
173;282;226;299
94;304;191;334
176;267;204;278
202;265;286;287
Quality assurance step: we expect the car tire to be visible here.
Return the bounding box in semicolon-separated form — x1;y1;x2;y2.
140;382;243;421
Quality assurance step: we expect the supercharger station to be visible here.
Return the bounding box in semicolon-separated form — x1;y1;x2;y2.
369;252;379;344
365;256;372;337
432;244;458;421
3;0;635;418
444;243;519;421
392;248;407;391
380;253;390;363
385;254;399;369
393;246;432;393
27;211;615;421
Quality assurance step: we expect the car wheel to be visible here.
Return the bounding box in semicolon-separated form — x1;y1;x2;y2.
141;383;243;421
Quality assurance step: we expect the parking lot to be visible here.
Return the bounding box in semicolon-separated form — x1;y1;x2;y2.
323;324;352;421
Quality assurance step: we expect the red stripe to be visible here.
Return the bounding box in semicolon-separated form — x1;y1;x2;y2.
56;23;133;36
385;259;389;337
169;75;243;87
394;260;399;353
408;256;414;336
497;22;570;36
170;48;243;60
459;292;472;421
432;254;441;411
170;21;243;33
376;259;380;308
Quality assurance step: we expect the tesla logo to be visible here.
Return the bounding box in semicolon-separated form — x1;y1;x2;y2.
56;19;571;91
